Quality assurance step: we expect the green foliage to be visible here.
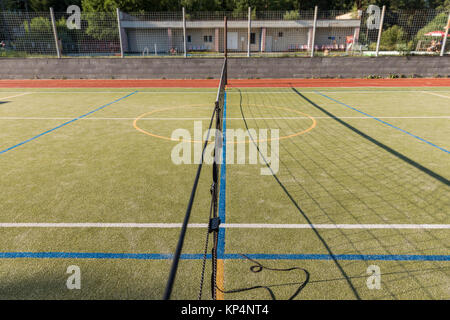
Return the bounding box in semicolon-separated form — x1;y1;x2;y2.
379;25;406;50
367;25;414;52
29;0;82;12
436;0;450;10
180;0;223;12
84;12;119;41
24;17;52;34
55;18;73;46
283;10;300;20
415;11;448;41
15;17;55;54
3;0;450;13
82;0;164;12
396;40;414;53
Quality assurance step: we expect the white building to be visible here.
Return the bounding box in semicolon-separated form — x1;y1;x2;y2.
119;13;361;54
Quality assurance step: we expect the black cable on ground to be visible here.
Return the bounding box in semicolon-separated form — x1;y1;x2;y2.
215;254;310;300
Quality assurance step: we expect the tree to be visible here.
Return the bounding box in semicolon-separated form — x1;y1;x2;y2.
180;0;222;12
435;0;450;10
15;16;55;54
81;0;182;12
379;25;406;49
84;11;119;41
415;11;449;41
283;10;300;20
29;0;82;12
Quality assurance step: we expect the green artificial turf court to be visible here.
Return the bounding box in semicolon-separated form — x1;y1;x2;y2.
0;87;448;299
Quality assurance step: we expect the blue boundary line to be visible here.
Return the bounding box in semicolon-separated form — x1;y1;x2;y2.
217;91;227;260
223;253;450;261
314;91;450;154
0;252;208;260
0;91;138;155
0;252;448;261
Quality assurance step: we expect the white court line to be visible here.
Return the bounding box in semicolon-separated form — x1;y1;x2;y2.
0;223;206;228
0;91;217;94
308;90;450;94
422;91;450;99
222;223;450;229
0;116;448;121
0;223;448;229
0;92;32;100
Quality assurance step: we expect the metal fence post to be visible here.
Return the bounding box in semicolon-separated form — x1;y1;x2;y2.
224;16;227;58
183;7;187;58
247;7;251;57
49;7;61;58
310;6;318;57
116;8;124;58
375;5;386;57
440;12;450;57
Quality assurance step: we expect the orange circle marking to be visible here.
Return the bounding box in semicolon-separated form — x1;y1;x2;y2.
133;104;316;144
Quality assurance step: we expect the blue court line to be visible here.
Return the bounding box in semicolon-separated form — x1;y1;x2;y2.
0;91;138;155
217;91;227;260
314;91;450;154
223;253;450;262
0;252;448;261
0;252;207;260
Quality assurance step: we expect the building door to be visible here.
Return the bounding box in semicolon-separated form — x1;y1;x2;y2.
265;36;272;52
227;32;238;50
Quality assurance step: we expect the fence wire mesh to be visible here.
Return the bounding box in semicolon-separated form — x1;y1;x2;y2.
358;8;449;55
121;11;184;56
54;11;120;57
0;11;56;56
0;7;449;58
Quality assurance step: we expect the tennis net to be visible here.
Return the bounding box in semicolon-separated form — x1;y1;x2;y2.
163;57;227;300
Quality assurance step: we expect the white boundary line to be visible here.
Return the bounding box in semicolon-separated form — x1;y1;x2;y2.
0;116;448;121
223;223;450;229
422;91;450;99
307;90;450;94
0;223;448;229
0;92;32;100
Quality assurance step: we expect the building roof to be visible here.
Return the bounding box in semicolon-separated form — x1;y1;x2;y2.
121;19;361;29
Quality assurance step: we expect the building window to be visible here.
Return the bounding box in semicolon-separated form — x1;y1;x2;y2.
204;35;213;42
187;35;191;42
250;33;256;44
209;35;213;42
278;32;283;37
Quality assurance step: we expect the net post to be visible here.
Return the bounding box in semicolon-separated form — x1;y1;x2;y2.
225;57;227;85
224;16;228;58
310;6;318;57
183;7;187;58
440;12;450;57
116;8;124;58
375;5;386;57
49;7;61;58
247;7;251;57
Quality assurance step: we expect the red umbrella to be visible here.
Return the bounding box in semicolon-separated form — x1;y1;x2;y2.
424;31;448;37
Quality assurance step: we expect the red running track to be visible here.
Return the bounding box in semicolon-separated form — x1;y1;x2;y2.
0;78;449;88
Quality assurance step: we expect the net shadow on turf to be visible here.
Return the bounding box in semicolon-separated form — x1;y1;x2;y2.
232;87;450;299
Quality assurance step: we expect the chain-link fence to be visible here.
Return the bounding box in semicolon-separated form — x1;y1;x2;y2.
121;11;184;57
358;7;450;56
54;11;120;57
0;11;57;56
1;7;449;58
